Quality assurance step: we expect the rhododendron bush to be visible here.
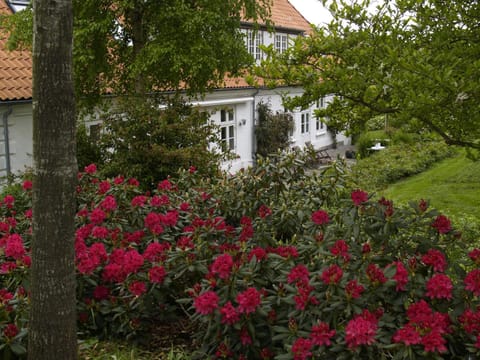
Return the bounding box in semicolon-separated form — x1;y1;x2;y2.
0;151;479;359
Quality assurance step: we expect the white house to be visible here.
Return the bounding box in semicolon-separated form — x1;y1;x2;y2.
0;0;349;177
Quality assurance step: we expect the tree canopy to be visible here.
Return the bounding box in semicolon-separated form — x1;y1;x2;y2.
2;0;271;107
255;0;480;150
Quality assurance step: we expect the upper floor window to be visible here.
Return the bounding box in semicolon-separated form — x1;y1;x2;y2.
246;30;264;61
220;109;235;151
275;34;288;53
301;112;310;134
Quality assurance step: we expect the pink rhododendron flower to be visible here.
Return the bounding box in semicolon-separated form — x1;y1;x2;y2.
158;179;173;191
345;279;364;299
240;327;252;345
468;248;480;265
93;285;110;301
291;338;313;360
220;301;239;325
431;215;452;234
210;253;234;280
236;287;261;314
247;247;267;262
89;208;106;224
100;195;117;211
392;324;421;346
179;202;190;211
464;269;480;296
258;204;272;218
143;242;170;262
5;234;26;259
129;281;147;296
3;323;18;338
421;249;447;272
426;274;453;300
22;180;32;191
393;261;409;291
91;226;109;239
345;310;378;348
288;264;310;285
98;180;111;194
194;291;219;315
310;322;336;346
330;239;350;261
311;210;329;225
149;266;167;284
366;263;387;285
84;163;97;174
294;283;318;310
131;195;148;207
128;178;139;187
321;264;343;285
351;189;368;206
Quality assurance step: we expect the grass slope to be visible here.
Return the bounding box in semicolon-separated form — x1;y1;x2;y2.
381;152;480;218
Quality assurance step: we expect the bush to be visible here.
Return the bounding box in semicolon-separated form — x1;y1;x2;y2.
0;152;479;359
352;141;456;190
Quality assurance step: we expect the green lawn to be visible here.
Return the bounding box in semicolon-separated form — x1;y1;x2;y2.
381;152;480;219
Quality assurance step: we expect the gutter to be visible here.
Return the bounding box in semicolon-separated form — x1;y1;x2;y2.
251;88;260;163
1;106;13;175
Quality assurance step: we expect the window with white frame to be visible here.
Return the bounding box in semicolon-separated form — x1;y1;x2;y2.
300;112;310;134
246;29;264;61
315;98;327;134
220;109;235;150
275;34;288;53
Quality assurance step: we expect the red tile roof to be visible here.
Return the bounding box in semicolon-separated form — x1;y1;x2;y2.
0;1;32;101
0;0;310;98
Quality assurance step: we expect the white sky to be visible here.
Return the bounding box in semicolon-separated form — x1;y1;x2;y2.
289;0;333;26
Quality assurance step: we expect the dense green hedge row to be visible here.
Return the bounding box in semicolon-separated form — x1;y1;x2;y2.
351;141;456;191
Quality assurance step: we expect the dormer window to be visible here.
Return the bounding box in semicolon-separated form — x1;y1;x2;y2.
275;34;288;53
246;29;264;61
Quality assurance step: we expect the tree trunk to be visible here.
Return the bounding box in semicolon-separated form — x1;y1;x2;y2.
28;0;77;359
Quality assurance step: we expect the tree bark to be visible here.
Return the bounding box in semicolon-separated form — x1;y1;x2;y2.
28;0;77;359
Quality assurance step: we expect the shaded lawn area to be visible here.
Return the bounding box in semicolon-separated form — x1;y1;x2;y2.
381;151;480;218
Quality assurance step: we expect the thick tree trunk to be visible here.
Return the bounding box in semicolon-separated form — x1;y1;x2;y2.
28;0;77;359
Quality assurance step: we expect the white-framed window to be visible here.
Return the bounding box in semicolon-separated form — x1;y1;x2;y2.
301;112;310;134
316;117;325;132
246;29;264;61
315;97;327;134
275;34;288;53
220;109;235;150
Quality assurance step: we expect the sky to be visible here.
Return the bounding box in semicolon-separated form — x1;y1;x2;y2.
288;0;333;26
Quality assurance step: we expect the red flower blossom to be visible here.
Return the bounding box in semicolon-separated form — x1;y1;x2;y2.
89;208;106;224
100;195;117;211
288;264;310;285
468;248;480;265
419;198;428;212
3;323;18;339
143;242;170;262
128;178;139;187
310;322;336;346
321;264;343;285
131;195;148;207
149;266;167;284
393;261;408;291
464;269;480;296
294;283;318;310
345;279;364;299
269;245;299;259
311;210;329;225
98;180;111;194
330;239;350;261
22;180;32;191
393;324;421;346
93;285;110;301
362;243;371;254
91;226;109;239
351;189;368;206
129;281;147;296
179;202;190;211
258;204;272;218
366;264;387;285
220;301;239;325
421;249;447;272
247;247;267;262
84;163;97;174
5;234;26;260
431;215;452;234
210;253;234;280
151;195;170;207
158;179;173;191
426;274;453;300
421;330;447;353
194;291;219;315
236;287;261;314
291;338;313;360
459;308;480;335
240;327;252;345
345;311;378;348
113;175;124;184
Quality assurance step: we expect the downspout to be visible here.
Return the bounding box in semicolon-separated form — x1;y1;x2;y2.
251;88;260;165
2;106;12;176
